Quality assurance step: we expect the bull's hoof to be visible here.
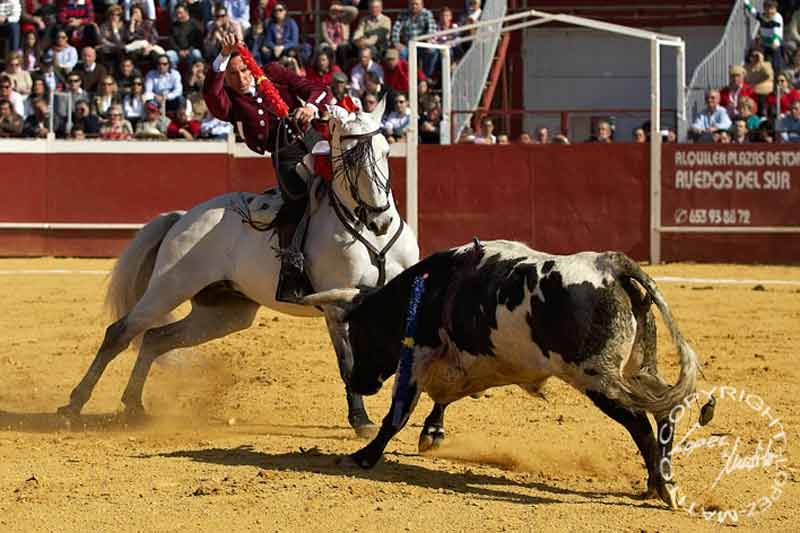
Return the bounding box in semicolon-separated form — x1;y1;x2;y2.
353;423;379;440
56;403;80;418
418;427;445;453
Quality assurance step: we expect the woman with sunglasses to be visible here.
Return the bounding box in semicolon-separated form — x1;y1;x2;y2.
51;30;78;72
124;4;164;61
92;75;121;119
98;5;128;66
768;71;800;115
99;103;132;140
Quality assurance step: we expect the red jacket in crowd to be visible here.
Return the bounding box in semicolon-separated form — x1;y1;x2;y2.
57;0;94;26
719;82;756;114
768;87;800;114
203;60;332;155
168;118;201;139
306;64;342;89
382;58;427;95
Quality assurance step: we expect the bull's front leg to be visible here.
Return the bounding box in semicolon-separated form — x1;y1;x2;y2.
346;368;422;469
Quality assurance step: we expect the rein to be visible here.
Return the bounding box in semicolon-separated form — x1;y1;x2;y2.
332;128;392;219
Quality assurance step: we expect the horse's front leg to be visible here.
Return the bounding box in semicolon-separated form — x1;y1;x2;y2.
418;402;448;452
346;364;422;468
323;310;377;438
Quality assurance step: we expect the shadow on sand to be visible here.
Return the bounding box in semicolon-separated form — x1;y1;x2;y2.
0;408;151;433
141;444;667;510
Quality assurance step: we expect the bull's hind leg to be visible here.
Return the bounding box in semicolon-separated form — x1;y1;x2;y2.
418;403;448;452
323;310;376;438
120;292;259;416
585;390;676;509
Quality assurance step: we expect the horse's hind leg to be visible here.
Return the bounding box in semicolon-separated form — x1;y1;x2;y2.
323;310;377;438
120;293;259;416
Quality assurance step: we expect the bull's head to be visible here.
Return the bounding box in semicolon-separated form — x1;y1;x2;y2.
303;289;403;395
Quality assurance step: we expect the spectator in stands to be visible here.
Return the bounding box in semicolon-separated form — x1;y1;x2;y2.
588;120;613;143
517;132;532;144
55;70;88;120
23;96;61;137
382;93;410;143
363;70;394;113
38;55;64;93
419;105;440;144
70;125;85;138
768;71;800;113
745;47;774;115
307;49;341;87
350;47;383;97
74;46;108;94
744;0;783;75
474;116;496;144
534;127;549;144
279;54;305;77
353;0;392;58
460;0;481;25
720;65;754;119
0;0;22;52
383;48;411;94
731;119;750;144
1;74;25;117
256;3;301;64
116;57;142;96
57;0;97;46
51;29;78;72
219;0;250;33
417;78;439;112
100;103;133;139
167;104;200;139
144;54;184;112
391;0;437;78
17;31;42;71
717;130;731;143
633;127;647;143
0;98;23;137
204;4;243;60
496;133;510;145
122;0;155;21
552;133;569;144
785;7;800;57
122;75;145;125
71;99;101;135
92;75;120;119
97;5;127;66
23;76;48;116
778;100;800;141
19;0;53;36
125;3;164;61
321;1;356;68
329;70;350;104
167;3;203;67
432;7;463;62
184;58;206;97
4;51;31;95
738;95;763;130
690;89;732;142
135;99;169;138
200;107;231;139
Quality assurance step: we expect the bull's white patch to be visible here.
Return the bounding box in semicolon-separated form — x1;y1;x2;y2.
660;385;789;524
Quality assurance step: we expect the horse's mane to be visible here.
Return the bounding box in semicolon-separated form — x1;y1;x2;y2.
330;115;390;195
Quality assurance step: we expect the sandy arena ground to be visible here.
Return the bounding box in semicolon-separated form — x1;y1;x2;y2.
0;258;798;532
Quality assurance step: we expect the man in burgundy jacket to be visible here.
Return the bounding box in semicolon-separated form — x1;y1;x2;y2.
203;34;333;302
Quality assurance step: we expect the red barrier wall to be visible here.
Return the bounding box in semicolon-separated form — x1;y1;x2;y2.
0;145;796;263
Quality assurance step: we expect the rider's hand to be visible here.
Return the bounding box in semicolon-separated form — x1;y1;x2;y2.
221;33;238;57
295;105;315;124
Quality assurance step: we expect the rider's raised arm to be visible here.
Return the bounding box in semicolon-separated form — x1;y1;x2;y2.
202;54;233;122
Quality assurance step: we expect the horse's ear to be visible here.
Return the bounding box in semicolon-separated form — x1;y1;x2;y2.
367;97;387;124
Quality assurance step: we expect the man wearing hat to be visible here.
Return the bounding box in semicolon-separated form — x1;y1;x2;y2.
720;64;755;119
135;100;169;139
203;33;333;302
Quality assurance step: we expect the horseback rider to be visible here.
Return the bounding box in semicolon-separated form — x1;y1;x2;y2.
203;34;334;303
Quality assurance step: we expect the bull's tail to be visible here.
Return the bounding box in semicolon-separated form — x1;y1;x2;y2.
613;253;700;416
105;212;183;325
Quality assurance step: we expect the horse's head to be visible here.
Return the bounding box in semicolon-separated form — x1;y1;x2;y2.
328;98;394;235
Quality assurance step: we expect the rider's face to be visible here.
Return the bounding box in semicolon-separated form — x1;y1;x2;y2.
225;56;253;95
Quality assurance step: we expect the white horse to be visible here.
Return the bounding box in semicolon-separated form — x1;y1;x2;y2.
57;100;420;436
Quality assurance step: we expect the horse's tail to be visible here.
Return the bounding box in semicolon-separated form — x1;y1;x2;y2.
105;212;183;323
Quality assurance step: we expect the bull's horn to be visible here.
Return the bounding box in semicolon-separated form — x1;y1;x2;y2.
301;289;361;307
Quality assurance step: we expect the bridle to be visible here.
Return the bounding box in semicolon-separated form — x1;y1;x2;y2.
328;126;404;287
332;128;392;224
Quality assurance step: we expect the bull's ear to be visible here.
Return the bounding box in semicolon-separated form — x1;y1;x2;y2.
301;288;361;309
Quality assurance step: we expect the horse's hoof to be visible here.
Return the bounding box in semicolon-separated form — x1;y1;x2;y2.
353;423;379;440
337;455;361;469
123;404;147;420
418;429;445;453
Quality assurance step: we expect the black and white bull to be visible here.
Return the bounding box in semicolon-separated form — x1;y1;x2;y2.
304;239;701;508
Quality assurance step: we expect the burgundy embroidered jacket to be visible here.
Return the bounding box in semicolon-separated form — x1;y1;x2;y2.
203;62;332;154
